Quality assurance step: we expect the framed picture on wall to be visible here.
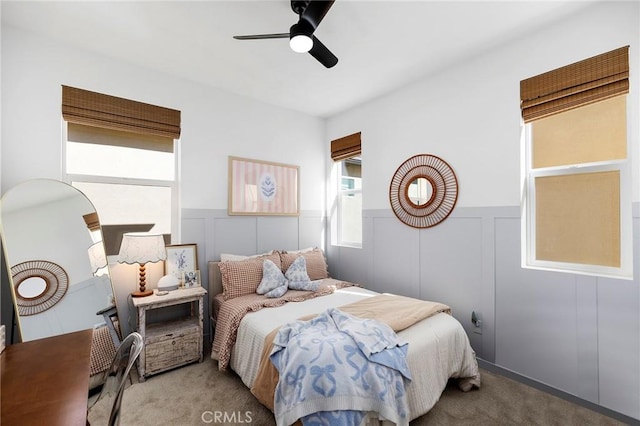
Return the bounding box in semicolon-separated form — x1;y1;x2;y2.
165;244;198;281
228;156;299;216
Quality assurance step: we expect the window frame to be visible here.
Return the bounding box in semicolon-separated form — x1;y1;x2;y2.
61;122;181;248
335;156;362;248
521;108;633;279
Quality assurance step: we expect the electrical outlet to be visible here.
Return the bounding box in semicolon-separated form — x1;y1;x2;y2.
471;311;482;335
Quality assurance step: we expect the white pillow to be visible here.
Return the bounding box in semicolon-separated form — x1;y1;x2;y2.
220;250;274;262
284;247;314;254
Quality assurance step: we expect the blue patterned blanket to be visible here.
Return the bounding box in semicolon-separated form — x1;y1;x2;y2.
270;308;412;426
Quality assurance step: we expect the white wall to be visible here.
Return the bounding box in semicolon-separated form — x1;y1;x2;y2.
1;27;327;209
327;1;639;208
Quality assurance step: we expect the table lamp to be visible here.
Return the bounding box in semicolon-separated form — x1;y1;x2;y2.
88;241;108;276
117;233;166;297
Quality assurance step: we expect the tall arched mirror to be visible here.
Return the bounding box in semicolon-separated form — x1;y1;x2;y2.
0;179;117;342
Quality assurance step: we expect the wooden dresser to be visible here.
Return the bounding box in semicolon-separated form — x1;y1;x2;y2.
1;329;93;426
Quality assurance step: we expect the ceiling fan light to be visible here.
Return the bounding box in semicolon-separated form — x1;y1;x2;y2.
289;22;313;53
290;34;313;53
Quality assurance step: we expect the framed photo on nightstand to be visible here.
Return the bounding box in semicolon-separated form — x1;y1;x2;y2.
165;244;198;282
182;270;201;288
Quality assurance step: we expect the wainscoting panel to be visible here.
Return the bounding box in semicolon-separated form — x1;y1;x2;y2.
180;212;213;346
495;216;581;395
493;212;640;420
371;217;421;298
324;214;374;284
213;215;259;257
256;216;299;253
574;275;599;404
596;218;640;419
420;216;484;355
181;216;207;274
296;213;326;253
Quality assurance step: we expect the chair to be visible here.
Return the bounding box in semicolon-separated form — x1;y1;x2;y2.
96;305;122;347
88;332;144;426
89;325;118;391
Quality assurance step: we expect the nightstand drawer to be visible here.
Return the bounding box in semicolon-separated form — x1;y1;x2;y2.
145;325;200;373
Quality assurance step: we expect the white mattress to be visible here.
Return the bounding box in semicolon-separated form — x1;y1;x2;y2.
229;287;480;421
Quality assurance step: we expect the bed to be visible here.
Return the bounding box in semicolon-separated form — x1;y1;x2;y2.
208;249;480;425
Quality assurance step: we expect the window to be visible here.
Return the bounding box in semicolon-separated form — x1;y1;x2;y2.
331;132;362;247
61;86;181;256
520;47;631;279
338;157;362;246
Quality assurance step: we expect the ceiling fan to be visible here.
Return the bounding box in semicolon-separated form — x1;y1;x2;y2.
233;0;338;68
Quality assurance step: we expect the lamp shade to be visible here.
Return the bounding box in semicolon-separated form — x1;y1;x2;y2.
88;241;108;274
117;233;166;265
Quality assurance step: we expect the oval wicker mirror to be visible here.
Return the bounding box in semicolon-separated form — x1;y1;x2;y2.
389;154;458;228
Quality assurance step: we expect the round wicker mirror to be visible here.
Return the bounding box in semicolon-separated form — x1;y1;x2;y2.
11;260;69;316
389;154;458;228
405;176;435;207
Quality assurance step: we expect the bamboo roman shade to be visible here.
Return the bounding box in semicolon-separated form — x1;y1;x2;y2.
520;46;629;122
331;132;361;161
62;85;181;139
83;212;100;232
67;123;175;153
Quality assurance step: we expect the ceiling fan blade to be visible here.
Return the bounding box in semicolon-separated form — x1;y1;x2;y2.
309;36;338;68
233;33;289;40
300;0;335;30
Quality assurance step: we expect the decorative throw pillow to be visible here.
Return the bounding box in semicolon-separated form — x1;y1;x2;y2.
219;253;281;300
285;256;318;291
265;283;288;298
279;248;329;280
257;259;287;295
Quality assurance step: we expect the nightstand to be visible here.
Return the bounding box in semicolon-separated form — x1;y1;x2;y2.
132;286;207;381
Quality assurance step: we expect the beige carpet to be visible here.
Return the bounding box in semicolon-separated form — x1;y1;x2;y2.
88;358;629;426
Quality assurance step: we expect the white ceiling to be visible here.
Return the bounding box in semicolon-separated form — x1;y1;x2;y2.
2;0;598;118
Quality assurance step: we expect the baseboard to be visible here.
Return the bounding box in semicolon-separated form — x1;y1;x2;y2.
477;358;639;425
